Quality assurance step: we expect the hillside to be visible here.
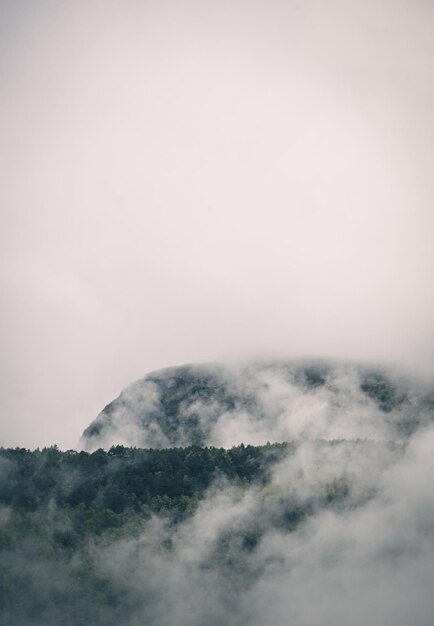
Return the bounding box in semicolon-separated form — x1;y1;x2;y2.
0;438;399;626
82;360;434;451
2;361;434;626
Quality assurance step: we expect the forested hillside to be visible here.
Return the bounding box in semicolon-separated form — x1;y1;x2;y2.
0;443;291;522
0;363;432;626
0;440;384;626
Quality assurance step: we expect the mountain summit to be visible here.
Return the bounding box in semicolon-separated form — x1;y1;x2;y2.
81;361;434;451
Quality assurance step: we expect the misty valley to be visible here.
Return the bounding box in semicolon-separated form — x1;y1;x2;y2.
1;361;434;625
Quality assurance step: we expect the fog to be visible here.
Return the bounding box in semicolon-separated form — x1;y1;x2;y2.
3;422;434;625
97;430;434;626
1;0;433;449
81;361;434;451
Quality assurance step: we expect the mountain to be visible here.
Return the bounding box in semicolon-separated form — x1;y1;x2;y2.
3;360;434;626
81;360;434;451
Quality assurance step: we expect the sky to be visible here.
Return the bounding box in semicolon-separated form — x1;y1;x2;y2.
0;0;433;449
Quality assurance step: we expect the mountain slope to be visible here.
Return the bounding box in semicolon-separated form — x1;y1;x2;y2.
81;360;434;451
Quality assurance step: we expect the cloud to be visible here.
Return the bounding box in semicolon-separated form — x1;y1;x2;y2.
82;361;434;450
2;391;434;624
0;0;433;448
82;426;434;626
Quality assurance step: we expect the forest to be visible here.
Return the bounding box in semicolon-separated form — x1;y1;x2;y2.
0;441;357;625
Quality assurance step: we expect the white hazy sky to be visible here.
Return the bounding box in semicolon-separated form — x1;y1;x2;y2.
1;0;433;449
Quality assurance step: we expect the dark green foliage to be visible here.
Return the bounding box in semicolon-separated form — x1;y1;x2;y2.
0;442;288;624
0;442;289;516
0;440;360;625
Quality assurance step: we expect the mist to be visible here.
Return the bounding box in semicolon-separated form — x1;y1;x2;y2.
2;425;434;625
81;360;434;451
1;0;433;449
99;431;434;626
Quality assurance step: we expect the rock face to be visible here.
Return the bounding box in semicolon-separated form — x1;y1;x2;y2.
81;360;434;451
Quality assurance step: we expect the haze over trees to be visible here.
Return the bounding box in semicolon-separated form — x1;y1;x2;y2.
1;360;434;626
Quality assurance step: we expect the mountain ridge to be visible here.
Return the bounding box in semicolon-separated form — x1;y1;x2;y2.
81;359;434;451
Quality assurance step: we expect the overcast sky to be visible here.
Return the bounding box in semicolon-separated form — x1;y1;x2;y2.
1;0;433;449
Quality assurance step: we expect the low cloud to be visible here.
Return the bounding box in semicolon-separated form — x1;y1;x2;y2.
86;427;434;626
82;361;434;450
